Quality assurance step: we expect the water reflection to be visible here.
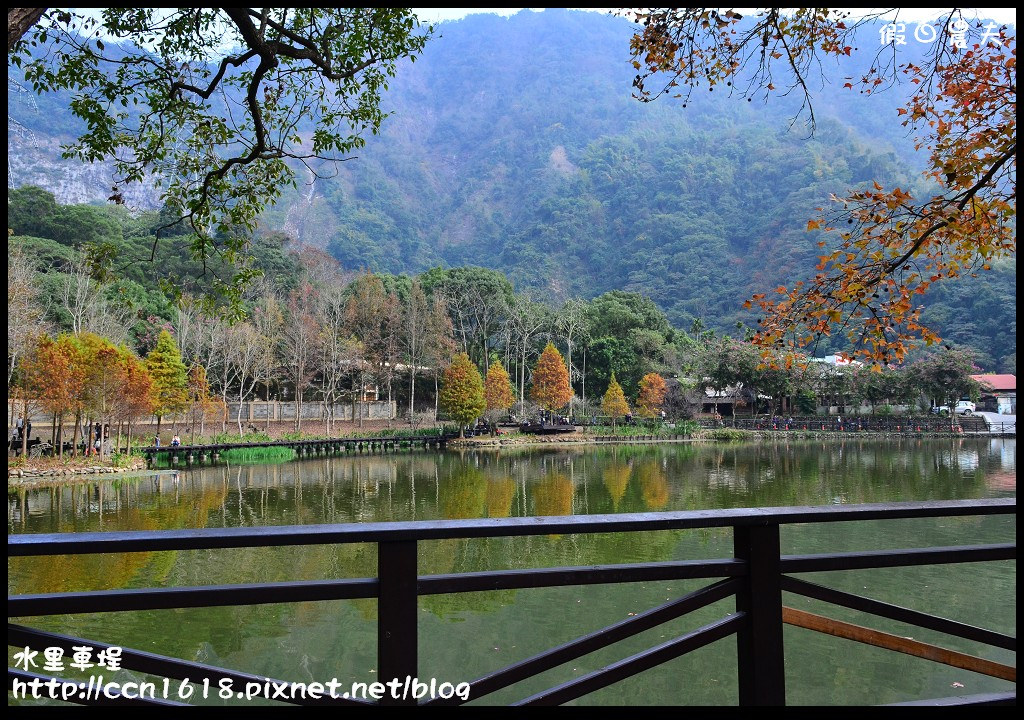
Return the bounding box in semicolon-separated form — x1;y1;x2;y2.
8;439;1014;591
7;438;1015;706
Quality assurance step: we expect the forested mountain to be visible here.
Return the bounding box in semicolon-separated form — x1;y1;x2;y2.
7;9;1016;370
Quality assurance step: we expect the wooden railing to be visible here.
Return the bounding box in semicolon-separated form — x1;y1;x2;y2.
141;431;455;465
8;498;1016;706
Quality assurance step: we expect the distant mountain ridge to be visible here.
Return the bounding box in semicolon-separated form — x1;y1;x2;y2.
7;9;1016;369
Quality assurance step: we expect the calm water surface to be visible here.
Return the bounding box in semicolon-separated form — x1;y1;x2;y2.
8;438;1016;705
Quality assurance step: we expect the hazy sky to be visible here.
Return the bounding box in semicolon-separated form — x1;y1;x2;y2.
413;7;1017;24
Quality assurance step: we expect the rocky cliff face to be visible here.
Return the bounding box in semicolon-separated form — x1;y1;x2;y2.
7;131;161;210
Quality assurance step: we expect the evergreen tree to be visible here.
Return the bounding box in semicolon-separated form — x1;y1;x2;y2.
601;373;630;428
440;353;486;438
146;330;188;437
530;342;573;413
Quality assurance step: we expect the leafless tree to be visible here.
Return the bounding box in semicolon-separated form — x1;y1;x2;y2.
505;295;549;416
7;243;47;394
250;287;284;431
556;297;590;414
228;322;267;434
57;258;133;344
316;279;358;434
281;284;321;432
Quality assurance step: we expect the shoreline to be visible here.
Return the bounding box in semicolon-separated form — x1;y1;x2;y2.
445;427;1003;448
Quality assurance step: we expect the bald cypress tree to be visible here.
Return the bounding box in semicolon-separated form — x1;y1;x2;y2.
530;342;573;414
601;373;630;429
484;361;516;432
440;353;486;438
146;330;188;438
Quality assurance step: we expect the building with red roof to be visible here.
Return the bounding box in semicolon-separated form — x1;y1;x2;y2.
970;374;1016;415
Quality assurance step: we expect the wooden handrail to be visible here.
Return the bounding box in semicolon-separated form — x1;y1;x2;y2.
782;607;1016;682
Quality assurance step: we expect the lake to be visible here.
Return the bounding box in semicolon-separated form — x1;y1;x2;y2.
8;438;1016;705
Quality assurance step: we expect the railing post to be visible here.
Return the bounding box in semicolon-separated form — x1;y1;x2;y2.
734;523;785;705
378;540;418;706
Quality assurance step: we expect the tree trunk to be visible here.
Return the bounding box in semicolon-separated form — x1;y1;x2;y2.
357;371;364;429
57;413;64;459
71;411;80;457
581;347;586;412
409;367;416;428
221;387;229;433
21;397;29;457
8;8;46;52
237;392;245;435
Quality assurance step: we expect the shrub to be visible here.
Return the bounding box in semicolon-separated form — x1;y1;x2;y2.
110;451;142;468
220;447;296;464
210;431;272;444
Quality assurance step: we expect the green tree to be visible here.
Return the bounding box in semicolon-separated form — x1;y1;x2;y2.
10;8;431;305
855;366;904;415
601;373;630;428
420;266;514;368
145;329;188;436
585;291;674;394
439;352;486;438
906;348;983;430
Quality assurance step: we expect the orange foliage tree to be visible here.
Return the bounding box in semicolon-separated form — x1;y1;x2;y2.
636;372;667;418
77;332;124;457
483;361;516;428
628;9;1015;366
115;349;155;452
18;335;84;458
530;342;573;414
